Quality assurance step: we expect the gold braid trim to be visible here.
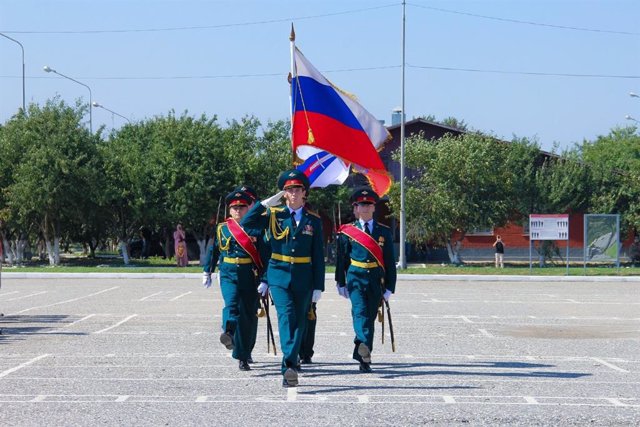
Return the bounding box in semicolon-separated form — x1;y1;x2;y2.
269;208;290;241
217;223;232;251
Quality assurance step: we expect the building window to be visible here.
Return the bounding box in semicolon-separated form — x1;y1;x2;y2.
466;227;494;236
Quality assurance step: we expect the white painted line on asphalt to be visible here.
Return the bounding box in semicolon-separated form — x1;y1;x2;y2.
0;354;50;378
10;287;120;314
94;314;138;334
591;357;629;373
459;316;474;324
606;398;626;407
443;395;456;403
43;314;97;334
357;395;369;403
196;396;208;402
30;395;47;402
4;291;47;301
523;396;538;404
0;290;19;297
339;332;347;336
139;291;166;301
170;291;192;301
287;387;297;402
115;395;129;402
478;329;494;338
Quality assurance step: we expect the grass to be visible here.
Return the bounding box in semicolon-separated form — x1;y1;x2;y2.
1;255;639;276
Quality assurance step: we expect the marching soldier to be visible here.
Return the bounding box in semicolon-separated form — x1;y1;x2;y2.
241;169;325;387
202;190;267;371
335;186;397;373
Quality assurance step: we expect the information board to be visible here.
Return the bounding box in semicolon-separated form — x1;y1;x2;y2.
529;214;569;241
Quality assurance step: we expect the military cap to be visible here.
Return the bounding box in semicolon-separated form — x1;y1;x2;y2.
350;186;379;205
277;169;310;191
234;184;257;201
225;190;252;207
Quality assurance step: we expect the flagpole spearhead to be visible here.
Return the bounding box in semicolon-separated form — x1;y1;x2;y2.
290;23;296;41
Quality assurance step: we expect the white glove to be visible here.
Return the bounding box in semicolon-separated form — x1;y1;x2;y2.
336;284;349;299
383;289;392;302
257;282;269;297
202;272;212;288
260;190;285;207
312;289;322;303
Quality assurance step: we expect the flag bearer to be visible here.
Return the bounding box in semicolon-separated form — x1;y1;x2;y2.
335;187;397;373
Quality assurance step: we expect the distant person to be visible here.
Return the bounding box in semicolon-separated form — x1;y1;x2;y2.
173;224;188;267
493;235;505;268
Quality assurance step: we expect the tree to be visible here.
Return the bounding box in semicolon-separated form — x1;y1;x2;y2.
390;132;537;264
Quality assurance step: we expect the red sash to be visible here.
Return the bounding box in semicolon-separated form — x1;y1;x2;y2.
226;218;264;271
338;223;385;270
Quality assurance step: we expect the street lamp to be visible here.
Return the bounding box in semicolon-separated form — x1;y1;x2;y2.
43;65;92;133
1;32;26;112
92;101;131;125
630;92;639;98
625;114;639;124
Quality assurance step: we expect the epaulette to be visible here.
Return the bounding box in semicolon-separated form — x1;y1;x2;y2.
305;209;320;218
376;222;390;229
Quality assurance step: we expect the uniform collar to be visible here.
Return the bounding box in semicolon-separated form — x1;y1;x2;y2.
288;206;303;223
358;218;374;230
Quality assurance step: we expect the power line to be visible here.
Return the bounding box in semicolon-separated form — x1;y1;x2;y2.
3;63;636;80
408;2;640;36
0;3;398;34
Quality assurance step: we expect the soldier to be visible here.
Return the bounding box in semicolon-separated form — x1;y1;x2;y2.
241;169;325;387
335;186;397;373
202;190;267;371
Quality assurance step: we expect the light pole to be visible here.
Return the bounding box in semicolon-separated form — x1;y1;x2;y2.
1;32;26;112
92;102;131;126
625;114;639;124
630;92;639;98
43;65;92;133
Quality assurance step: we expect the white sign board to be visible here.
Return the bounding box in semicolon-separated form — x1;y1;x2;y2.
529;214;569;241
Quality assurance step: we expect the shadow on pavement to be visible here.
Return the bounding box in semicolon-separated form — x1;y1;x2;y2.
0;314;88;343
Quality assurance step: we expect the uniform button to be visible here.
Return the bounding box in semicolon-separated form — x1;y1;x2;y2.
292;236;296;240
291;249;295;253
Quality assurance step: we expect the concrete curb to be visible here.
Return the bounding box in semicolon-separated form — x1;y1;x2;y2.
2;272;640;282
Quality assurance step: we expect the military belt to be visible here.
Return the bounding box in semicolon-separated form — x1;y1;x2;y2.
271;253;312;264
222;256;253;265
350;259;380;269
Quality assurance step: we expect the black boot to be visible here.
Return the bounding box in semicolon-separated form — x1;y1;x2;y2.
359;361;372;373
239;360;251;371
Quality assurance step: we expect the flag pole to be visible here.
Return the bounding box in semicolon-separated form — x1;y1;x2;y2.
289;24;297;166
398;0;407;269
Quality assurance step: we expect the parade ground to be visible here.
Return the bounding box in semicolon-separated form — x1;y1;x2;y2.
1;274;639;426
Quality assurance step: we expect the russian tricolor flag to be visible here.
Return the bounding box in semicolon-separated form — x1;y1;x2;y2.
291;47;392;195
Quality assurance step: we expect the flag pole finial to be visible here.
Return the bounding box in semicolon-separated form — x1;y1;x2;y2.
290;23;296;42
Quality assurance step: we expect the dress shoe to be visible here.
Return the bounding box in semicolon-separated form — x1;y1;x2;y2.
359;361;372;373
238;360;251;371
247;356;254;364
283;367;298;387
357;343;371;363
300;356;312;364
219;332;234;350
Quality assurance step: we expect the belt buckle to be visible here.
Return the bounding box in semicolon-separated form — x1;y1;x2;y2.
235;257;240;264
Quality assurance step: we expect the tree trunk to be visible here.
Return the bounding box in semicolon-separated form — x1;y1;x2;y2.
16;236;28;264
446;235;465;265
45;238;61;266
2;238;15;266
119;238;130;265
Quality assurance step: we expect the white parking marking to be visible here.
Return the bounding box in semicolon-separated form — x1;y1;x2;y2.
443;395;456;403
0;354;50;378
170;291;192;301
10;287;119;314
591;357;629;373
357;395;370;403
606;398;626;407
94;315;138;334
44;314;96;334
0;291;19;297
30;395;47;402
4;291;47;301
478;329;494;338
287;387;297;402
524;396;538;404
459;316;474;324
139;291;166;301
115;395;129;402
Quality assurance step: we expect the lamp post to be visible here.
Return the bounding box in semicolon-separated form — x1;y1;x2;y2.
625;114;639;124
630;92;639;98
92;102;131;126
0;32;26;112
43;65;92;133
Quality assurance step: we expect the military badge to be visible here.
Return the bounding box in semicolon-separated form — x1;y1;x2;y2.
303;224;314;235
378;236;385;247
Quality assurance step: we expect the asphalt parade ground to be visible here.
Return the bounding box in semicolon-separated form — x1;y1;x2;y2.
1;274;639;426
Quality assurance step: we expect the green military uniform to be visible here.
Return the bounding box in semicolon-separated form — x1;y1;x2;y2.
336;187;396;372
241;169;325;387
203;190;267;369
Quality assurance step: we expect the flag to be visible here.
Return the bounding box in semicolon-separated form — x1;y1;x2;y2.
291;46;392;195
297;148;350;188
